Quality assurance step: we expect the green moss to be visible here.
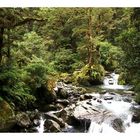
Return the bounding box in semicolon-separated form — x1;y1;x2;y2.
91;64;105;81
0;98;15;131
47;79;56;93
118;72;125;85
73;65;90;86
73;64;105;86
59;73;73;84
0;98;14;122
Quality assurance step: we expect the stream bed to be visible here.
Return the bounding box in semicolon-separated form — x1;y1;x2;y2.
34;73;140;135
5;73;140;135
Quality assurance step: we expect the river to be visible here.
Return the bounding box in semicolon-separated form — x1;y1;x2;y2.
87;73;140;135
60;73;140;135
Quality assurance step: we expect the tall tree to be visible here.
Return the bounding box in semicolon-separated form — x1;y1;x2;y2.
0;8;43;65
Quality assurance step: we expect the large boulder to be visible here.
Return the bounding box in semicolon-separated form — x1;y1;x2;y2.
132;107;140;123
51;109;70;123
44;119;61;132
56;99;70;106
44;113;65;128
73;64;105;86
35;81;57;105
68;99;116;131
16;112;31;128
0;98;16;131
55;82;71;99
26;109;40;121
69;101;100;128
111;118;125;133
54;82;87;100
57;88;69;99
40;104;58;112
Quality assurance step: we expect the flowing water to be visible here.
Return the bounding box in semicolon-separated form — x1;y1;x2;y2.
88;73;140;135
35;72;140;135
102;72;132;90
36;115;45;133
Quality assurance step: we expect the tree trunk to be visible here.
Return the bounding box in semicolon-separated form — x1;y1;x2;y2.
7;29;11;59
87;9;94;67
0;27;4;64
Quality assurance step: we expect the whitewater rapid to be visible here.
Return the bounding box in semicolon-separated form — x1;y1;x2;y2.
88;73;140;136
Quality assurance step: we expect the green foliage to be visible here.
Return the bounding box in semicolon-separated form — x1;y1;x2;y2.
73;64;105;86
73;64;90;86
25;56;48;88
1;7;140;111
0;65;35;110
53;49;77;73
118;72;127;85
99;41;123;71
71;61;85;71
116;8;140;100
13;31;46;64
91;64;105;81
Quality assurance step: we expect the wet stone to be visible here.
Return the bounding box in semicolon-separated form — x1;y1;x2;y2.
104;96;113;100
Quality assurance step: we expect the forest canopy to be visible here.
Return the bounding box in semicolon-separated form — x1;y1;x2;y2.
0;8;140;111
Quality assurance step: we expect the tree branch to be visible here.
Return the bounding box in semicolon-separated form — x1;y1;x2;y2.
0;18;45;29
12;18;44;28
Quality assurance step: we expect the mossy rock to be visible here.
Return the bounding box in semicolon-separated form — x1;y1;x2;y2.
76;87;87;94
90;64;105;84
0;98;16;131
59;73;73;84
73;64;105;86
118;72;126;85
16;112;31;128
47;79;57;93
73;65;91;86
40;104;58;112
35;80;57;105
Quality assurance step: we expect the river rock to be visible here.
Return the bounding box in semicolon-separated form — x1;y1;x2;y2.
80;94;95;101
104;96;113;100
97;99;102;103
55;82;69;99
100;90;107;94
44;119;61;132
103;93;114;100
16;112;31;128
33;119;40;126
70;101;101;127
26;109;40;121
122;97;132;103
76;87;87;94
84;94;93;99
41;104;58;112
35;84;57;104
80;95;85;101
56;99;70;106
68;99;118;131
55;82;87;99
56;103;64;110
111;118;125;133
44;113;65;128
132;107;140;123
57;88;69;99
52;109;70;123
